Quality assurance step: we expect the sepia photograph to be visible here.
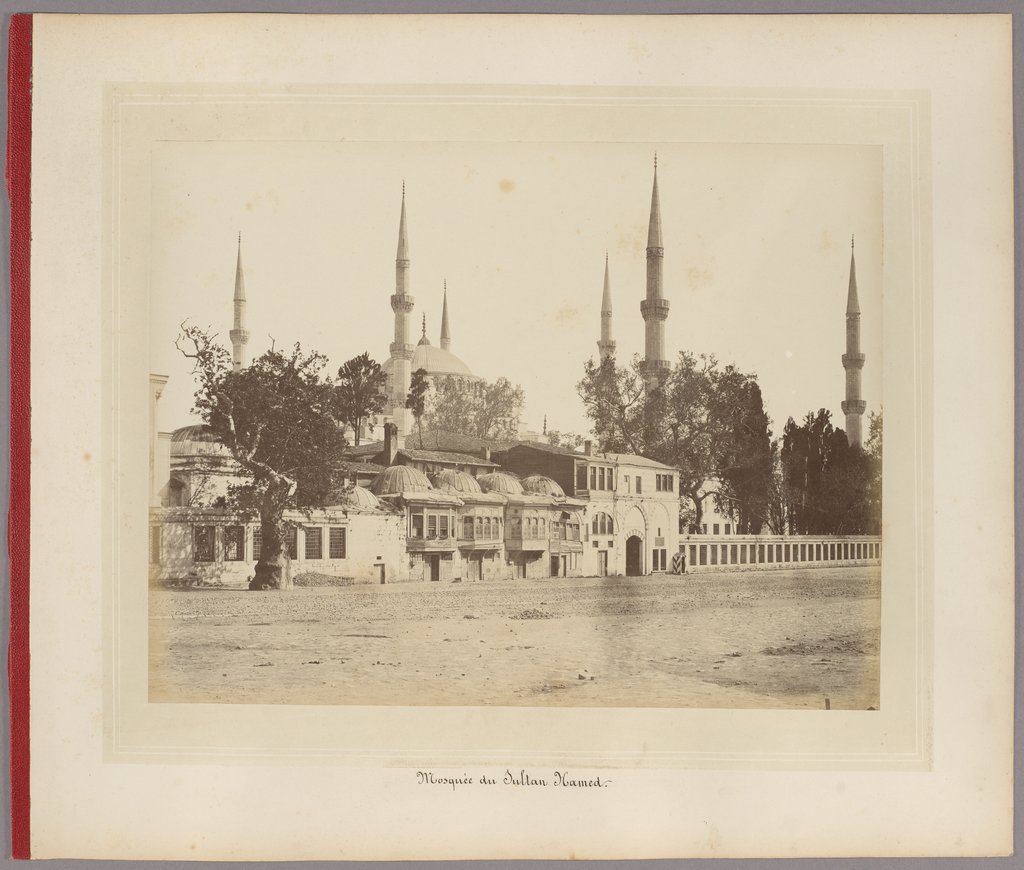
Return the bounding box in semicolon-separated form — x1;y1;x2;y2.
146;135;883;710
18;11;1013;861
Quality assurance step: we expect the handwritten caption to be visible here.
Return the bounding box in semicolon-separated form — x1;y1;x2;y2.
416;769;611;790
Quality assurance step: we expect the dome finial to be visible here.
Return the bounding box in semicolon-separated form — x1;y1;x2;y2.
421;311;426;336
851;233;855;250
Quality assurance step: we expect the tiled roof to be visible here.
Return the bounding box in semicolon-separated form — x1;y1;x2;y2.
343;441;385;459
504;441;584;457
603;453;678;470
399;448;497;467
335;460;386;475
412;429;514;454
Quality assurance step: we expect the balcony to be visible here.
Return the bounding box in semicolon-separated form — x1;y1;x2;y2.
457;534;503;551
406;533;457;552
504;532;549;552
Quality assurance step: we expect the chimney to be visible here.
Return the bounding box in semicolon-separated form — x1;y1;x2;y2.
584;440;593;456
384;422;399;466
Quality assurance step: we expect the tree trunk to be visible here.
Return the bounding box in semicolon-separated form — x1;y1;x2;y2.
249;478;294;590
690;489;704;532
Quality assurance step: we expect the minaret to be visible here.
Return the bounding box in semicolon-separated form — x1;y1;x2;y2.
440;280;452;351
389;184;415;435
841;235;867;448
640;154;670;387
229;233;250;372
597;253;616;362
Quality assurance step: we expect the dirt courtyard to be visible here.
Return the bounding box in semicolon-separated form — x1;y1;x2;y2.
149;566;880;710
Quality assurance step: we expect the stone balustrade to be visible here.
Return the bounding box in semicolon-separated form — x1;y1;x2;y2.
680;533;881;573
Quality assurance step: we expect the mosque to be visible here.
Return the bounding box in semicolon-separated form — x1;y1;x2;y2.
147;159;876;587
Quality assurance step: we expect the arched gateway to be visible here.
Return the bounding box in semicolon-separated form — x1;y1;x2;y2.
625;535;644;576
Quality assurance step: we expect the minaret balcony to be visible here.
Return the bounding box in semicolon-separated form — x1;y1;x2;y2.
842;352;865;369
640;298;670;320
389;342;415;359
841;399;867;415
646;246;664;257
640;359;671;380
391;295;415;314
229;328;249;343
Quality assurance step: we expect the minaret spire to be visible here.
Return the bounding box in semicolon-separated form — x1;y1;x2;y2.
640;155;670;386
388;184;416;436
841;238;866;448
597;252;616;362
440;280;452;350
396;182;409;262
229;233;250;371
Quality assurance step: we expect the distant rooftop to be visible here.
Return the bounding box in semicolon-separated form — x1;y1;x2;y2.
398;448;497;467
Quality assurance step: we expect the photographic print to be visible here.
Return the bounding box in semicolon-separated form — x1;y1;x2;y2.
19;12;1013;861
146;126;883;711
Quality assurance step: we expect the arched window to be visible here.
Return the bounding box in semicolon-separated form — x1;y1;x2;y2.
165;478;187;507
591;512;613;535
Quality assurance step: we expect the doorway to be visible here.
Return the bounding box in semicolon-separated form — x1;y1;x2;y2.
598;550;608;577
550;555;560;577
625;536;644;576
428;555;440;582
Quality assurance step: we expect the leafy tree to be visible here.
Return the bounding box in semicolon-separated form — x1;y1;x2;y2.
578;351;773;532
424;375;525;440
764;443;789;535
780;409;875;534
335;352;387;446
405;368;430;449
713;380;774;534
176;324;347;590
655;353;765;532
864;410;883;534
547;430;584;450
577;355;647;455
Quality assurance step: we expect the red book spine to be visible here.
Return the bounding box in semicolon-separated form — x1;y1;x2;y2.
7;12;32;860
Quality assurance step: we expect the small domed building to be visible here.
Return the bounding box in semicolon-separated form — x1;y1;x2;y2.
149;412;407;587
436;469;508;582
370;462;464;583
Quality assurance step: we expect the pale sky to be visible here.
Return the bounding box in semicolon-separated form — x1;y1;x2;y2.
150;139;882;441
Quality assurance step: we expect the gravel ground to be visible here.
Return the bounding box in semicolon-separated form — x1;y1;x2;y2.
149;566;880;709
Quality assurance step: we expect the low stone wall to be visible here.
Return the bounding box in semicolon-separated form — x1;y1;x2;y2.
680;534;881;574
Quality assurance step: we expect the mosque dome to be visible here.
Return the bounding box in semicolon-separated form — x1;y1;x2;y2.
329;485;381;511
370;465;433;496
521;474;566;497
170;424;233;459
409;343;476;379
477;471;524;495
434;469;483;494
